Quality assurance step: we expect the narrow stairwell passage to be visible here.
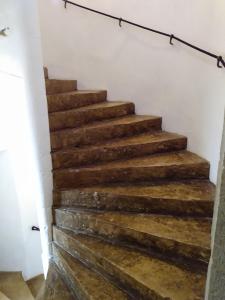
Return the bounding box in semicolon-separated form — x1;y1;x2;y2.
43;67;214;299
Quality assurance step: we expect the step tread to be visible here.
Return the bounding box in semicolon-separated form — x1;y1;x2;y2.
52;114;161;133
57;208;211;252
0;272;34;300
52;131;187;169
47;90;107;113
57;150;209;171
54;227;206;300
48;89;106;97
49;101;135;131
50;115;162;150
54;244;128;299
57;180;214;202
53;131;186;153
49;100;132;115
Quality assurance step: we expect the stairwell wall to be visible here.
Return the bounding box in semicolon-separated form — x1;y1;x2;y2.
39;0;225;183
0;0;52;280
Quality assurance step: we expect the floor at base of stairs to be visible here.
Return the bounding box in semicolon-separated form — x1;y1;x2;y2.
0;272;34;300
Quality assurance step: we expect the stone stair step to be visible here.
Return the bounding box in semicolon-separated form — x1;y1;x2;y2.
50;115;162;150
53;244;128;299
44;67;48;79
47;90;107;113
36;262;74;300
45;79;77;95
53;180;214;217
49;101;135;131
52;131;187;169
0;272;34;300
53;227;206;300
55;208;211;267
53;151;210;189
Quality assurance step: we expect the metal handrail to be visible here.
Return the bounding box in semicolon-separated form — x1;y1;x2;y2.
63;0;225;68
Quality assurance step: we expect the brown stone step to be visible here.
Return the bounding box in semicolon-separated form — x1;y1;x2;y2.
55;208;211;267
53;227;206;300
53;151;210;189
52;131;187;169
53;180;214;217
44;67;48;79
36;261;74;300
49;101;135;131
51;115;162;150
53;244;128;299
45;79;77;95
47;90;107;113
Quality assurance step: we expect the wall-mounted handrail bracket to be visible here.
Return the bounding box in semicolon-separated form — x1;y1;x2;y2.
62;0;225;69
170;34;174;45
0;27;10;37
217;56;223;68
32;226;40;231
64;0;68;9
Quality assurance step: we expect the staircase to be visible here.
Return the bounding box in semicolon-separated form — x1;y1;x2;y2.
44;67;215;299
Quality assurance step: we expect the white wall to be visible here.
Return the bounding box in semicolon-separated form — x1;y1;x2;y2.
39;0;225;183
0;0;52;280
0;150;25;272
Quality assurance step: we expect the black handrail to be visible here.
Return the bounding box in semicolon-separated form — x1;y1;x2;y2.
63;0;225;69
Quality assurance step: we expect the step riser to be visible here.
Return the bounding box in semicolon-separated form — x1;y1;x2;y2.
46;80;77;95
53;190;213;217
50;118;162;150
53;227;162;300
55;210;210;265
53;163;209;189
49;103;135;131
52;137;187;169
47;91;107;113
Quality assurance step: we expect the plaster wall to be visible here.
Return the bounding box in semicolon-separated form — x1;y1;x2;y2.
39;0;225;183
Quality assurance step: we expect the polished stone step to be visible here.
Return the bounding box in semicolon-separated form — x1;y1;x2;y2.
53;180;214;217
45;79;77;95
55;208;211;266
49;101;135;131
50;115;162;150
53;227;206;300
52;131;187;169
47;90;107;113
53;244;128;299
53;151;209;189
36;262;74;300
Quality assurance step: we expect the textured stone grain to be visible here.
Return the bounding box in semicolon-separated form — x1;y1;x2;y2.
45;79;77;95
47;90;107;113
49;101;135;131
53;180;214;216
50;115;162;150
52;131;187;169
53;151;210;189
53;244;128;299
53;227;206;300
